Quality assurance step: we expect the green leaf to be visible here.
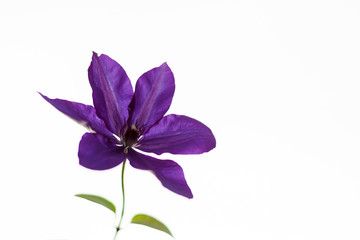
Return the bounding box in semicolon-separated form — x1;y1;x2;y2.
75;194;116;213
131;214;173;237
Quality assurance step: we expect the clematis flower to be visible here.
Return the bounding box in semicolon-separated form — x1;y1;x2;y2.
40;52;216;198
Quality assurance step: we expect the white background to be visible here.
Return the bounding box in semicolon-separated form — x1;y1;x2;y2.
1;0;360;239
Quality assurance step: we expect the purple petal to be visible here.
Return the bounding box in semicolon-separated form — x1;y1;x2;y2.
127;149;193;198
78;133;126;170
88;52;133;134
138;114;216;155
130;63;175;133
39;93;113;138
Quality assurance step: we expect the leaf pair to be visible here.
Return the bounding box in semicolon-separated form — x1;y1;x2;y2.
75;194;173;237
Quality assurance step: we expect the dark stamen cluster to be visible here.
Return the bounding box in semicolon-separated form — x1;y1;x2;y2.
122;125;141;153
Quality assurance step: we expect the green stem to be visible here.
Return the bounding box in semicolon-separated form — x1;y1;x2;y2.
114;159;127;240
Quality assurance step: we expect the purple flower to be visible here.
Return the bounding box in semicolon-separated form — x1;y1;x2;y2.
40;52;216;198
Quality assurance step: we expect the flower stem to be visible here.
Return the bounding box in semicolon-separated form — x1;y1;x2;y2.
114;159;127;240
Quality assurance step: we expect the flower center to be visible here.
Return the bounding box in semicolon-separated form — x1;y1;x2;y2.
121;125;141;153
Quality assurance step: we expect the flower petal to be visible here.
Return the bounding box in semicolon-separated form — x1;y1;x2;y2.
138;114;216;155
88;52;133;134
130;63;175;132
127;149;193;198
39;93;113;137
78;133;126;170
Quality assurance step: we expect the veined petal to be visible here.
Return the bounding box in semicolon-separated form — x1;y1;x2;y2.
130;63;175;133
39;93;113;138
88;52;133;134
78;133;125;170
127;149;193;198
138;114;216;155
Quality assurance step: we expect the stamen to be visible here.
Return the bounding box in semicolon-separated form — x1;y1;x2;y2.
113;134;121;142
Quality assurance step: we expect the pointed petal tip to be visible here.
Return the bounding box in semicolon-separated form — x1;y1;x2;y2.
39;92;54;106
161;62;169;67
38;91;44;98
91;52;100;64
92;51;111;61
186;190;194;199
38;92;51;102
159;62;172;73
